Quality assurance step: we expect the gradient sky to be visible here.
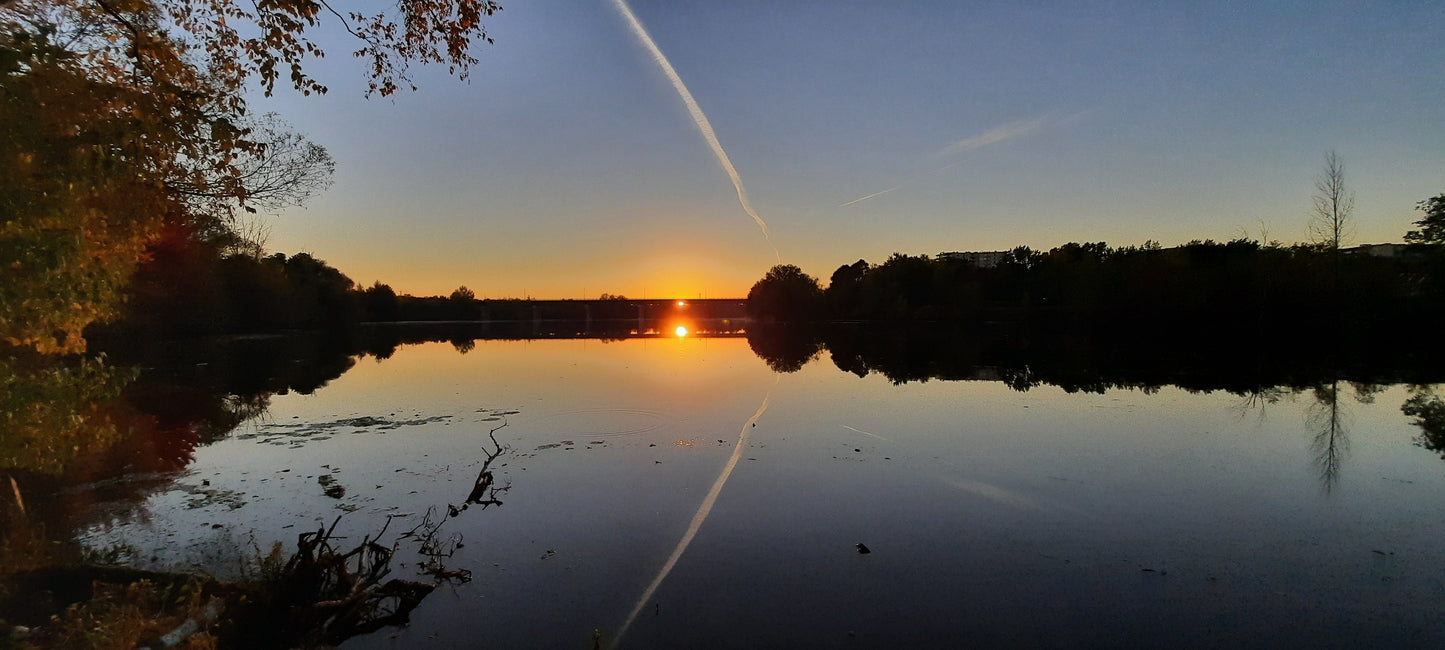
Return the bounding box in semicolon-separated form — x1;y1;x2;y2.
251;0;1445;299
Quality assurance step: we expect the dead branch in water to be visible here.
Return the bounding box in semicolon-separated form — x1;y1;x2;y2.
400;506;471;582
464;421;512;509
396;421;514;582
271;515;436;645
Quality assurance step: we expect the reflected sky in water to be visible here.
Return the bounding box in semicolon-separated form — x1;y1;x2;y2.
79;338;1445;648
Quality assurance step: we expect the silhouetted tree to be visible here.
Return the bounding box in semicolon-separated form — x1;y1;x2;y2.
1309;150;1355;252
363;282;401;322
217;252;290;331
745;237;1426;338
448;286;480;320
1404;192;1445;310
171;113;335;226
747;265;823;323
863;254;938;319
277;253;360;328
825;259;870;318
1405;193;1445;246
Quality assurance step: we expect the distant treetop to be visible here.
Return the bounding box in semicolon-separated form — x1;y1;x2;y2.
1406;193;1445;246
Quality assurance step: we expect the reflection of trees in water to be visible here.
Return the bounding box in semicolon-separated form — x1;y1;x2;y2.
1000;366;1040;392
1304;381;1390;493
1;352;134;476
9;326;550;533
223;392;274;426
1350;381;1384;404
450;337;476;355
1307;380;1352;494
2;334;373;578
1403;385;1445;457
1234;386;1289;422
742;325;1445;485
3;330;522;644
1235;380;1382;493
746;326;823;373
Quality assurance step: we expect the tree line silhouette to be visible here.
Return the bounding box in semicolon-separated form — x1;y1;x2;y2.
84;233;751;345
750;191;1445;331
750;239;1443;335
83;235;604;344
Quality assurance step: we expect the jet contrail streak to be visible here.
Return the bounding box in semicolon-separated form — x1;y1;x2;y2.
609;0;779;262
612;376;778;647
839;185;901;208
839;112;1085;209
938;116;1049;156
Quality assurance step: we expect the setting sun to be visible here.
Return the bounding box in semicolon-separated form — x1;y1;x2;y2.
674;325;688;337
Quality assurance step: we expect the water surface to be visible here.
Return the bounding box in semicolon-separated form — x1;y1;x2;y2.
58;334;1445;647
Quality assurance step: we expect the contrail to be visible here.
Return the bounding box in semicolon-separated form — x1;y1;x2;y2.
612;376;778;647
841;112;1086;207
609;0;780;262
838;185;901;208
937;115;1051;156
839;162;960;208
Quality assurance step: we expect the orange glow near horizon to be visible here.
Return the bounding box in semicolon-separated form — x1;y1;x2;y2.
675;325;688;337
307;243;768;301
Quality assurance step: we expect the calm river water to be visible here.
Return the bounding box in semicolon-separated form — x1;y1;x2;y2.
56;331;1445;647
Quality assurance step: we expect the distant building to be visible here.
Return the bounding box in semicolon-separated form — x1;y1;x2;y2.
1348;243;1408;259
938;250;1008;269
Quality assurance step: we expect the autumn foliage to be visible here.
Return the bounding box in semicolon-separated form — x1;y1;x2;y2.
1;0;499;353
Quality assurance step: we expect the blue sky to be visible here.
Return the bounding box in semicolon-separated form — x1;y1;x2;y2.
253;0;1445;298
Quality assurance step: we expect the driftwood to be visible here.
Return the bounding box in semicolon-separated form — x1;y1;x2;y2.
234;422;513;645
463;422;511;509
401;506;471;582
7;423;518;648
398;421;513;583
274;515;435;645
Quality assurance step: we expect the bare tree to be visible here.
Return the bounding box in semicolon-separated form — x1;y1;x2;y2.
1308;150;1355;251
172;113;336;218
224;215;274;260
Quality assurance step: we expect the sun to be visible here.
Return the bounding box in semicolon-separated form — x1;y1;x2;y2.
674;325;688;337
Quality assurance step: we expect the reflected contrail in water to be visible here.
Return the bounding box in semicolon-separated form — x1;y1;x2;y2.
841;424;891;442
940;475;1045;512
613;375;779;646
609;0;780;262
939;475;1089;517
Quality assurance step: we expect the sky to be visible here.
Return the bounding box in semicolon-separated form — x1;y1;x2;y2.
251;0;1445;299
